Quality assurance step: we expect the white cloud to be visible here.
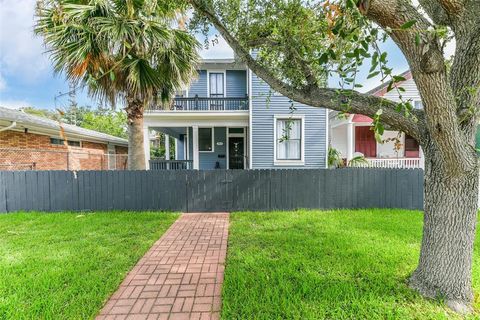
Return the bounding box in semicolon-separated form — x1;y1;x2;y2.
0;99;32;109
197;34;234;59
0;0;50;81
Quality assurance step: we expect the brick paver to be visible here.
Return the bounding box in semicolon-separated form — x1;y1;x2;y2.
96;212;229;320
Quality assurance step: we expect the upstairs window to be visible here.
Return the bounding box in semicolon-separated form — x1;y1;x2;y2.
199;128;214;152
209;73;224;98
276;118;302;161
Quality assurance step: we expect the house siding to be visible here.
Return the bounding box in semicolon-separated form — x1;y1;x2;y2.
189;70;208;97
251;75;327;169
188;70;247;98
226;70;247;97
381;78;421;102
188;127;227;169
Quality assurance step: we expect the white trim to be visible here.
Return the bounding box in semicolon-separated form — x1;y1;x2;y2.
192;126;199;169
325;108;329;169
165;134;170;160
248;68;253;169
207;70;227;98
143;126;151;170
174;138;178;160
144;118;248;128
186;129;190;161
273;114;305;166
226;126;229;169
198;127;215;153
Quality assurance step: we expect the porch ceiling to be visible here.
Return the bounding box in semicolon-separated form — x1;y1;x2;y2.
151;127;186;139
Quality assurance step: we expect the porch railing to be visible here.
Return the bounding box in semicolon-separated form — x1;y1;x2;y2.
149;159;193;170
147;95;249;111
354;158;423;169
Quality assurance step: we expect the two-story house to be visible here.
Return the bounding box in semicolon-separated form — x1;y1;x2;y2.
143;58;328;170
330;70;425;169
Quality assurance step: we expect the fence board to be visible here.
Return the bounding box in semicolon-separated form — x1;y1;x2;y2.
0;169;424;213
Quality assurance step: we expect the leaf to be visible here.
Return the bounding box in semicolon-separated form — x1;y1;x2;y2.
319;53;329;64
375;109;383;116
400;20;416;30
367;71;380;79
415;33;421;46
109;71;115;81
393;75;406;82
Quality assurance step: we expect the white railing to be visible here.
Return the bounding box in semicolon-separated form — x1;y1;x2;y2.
355;158;423;169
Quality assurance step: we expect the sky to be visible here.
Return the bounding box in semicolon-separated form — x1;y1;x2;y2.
0;0;453;111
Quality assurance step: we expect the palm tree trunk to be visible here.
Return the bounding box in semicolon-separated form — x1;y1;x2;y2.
126;98;146;170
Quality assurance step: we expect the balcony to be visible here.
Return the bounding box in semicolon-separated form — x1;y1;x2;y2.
147;95;249;112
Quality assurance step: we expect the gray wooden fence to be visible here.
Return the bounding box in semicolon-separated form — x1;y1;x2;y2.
0;168;424;213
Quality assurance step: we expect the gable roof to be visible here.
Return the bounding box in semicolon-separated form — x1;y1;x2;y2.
367;70;413;97
0;107;128;146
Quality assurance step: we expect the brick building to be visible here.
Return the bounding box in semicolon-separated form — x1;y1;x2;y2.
0;107;128;170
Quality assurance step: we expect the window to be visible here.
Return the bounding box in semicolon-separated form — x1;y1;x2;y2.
50;138;81;147
276;119;302;161
209;73;224;97
199;128;213;152
414;100;423;109
229;128;244;134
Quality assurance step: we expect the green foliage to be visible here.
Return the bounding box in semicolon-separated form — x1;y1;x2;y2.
347;154;368;166
81;109;128;138
189;0;419;136
0;211;178;319
35;0;200;107
150;134;176;159
328;147;344;168
223;210;480;319
22;105;127;138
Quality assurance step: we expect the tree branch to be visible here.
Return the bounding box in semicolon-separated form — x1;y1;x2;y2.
189;0;423;140
363;0;476;173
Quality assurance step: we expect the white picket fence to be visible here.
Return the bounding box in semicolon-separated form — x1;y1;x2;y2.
354;158;424;169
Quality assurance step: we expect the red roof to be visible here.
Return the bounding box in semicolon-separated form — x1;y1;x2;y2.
352;114;373;123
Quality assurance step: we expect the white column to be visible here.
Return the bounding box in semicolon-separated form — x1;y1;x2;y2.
347;122;354;161
165;134;170;160
174;138;178;160
192;125;199;169
143;127;151;170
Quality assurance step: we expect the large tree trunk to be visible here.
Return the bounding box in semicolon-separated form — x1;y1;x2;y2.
410;147;479;313
126;98;146;170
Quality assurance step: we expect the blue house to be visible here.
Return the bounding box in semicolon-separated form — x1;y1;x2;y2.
144;58;328;169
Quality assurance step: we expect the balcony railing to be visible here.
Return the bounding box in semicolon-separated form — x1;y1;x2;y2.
147;95;249;112
149;159;193;170
353;158;423;169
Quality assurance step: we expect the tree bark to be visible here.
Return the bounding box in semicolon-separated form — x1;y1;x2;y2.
410;146;479;313
126;98;146;170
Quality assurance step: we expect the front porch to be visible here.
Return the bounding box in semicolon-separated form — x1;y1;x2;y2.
143;115;249;170
330;114;424;169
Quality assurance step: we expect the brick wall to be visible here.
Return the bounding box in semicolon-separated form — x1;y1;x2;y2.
0;130;128;171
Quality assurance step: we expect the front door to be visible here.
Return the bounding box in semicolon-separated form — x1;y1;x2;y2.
355;126;377;157
228;137;244;169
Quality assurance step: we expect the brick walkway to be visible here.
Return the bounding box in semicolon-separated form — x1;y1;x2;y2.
96;212;229;320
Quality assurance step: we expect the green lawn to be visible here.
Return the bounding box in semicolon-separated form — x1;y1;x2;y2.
0;211;179;319
222;209;480;320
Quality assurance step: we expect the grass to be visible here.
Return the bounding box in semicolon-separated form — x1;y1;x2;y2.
0;211;179;319
222;209;480;320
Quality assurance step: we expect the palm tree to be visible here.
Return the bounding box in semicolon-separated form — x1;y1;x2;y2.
35;0;200;169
